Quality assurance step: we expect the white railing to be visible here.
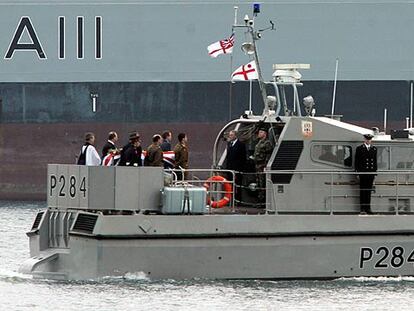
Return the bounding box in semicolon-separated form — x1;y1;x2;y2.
263;170;414;215
168;168;414;215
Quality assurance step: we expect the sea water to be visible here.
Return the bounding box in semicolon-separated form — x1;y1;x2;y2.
1;201;414;311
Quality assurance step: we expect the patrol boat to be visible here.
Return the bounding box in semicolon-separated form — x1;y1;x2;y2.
20;7;414;280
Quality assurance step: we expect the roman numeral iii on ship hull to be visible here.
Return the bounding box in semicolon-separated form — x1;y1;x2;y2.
4;16;102;60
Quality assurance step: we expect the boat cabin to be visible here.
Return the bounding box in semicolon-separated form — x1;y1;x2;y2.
212;64;414;214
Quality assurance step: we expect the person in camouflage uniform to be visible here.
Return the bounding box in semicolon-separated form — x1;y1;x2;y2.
173;133;189;180
253;128;273;201
144;134;163;167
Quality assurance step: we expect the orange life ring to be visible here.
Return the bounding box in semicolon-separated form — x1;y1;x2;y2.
203;175;232;208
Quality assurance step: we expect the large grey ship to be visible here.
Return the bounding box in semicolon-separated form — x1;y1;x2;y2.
0;0;413;199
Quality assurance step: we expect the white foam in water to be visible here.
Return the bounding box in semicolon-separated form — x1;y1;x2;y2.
337;276;414;282
0;268;34;282
98;271;150;282
123;271;150;280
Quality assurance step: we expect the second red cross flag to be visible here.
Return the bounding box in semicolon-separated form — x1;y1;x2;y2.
231;61;258;81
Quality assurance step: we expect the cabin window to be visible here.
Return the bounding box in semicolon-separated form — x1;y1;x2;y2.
390;147;414;170
311;144;352;167
376;146;389;170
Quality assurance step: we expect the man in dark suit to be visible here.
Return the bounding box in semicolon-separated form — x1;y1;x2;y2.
161;130;174;169
101;131;119;158
160;130;172;152
226;130;246;203
355;133;377;214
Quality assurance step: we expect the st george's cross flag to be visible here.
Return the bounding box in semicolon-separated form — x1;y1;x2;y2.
231;61;258;81
207;34;234;58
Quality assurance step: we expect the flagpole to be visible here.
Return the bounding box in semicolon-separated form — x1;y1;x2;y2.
228;6;238;121
249;80;253;112
248;22;267;115
229;55;233;121
331;58;339;118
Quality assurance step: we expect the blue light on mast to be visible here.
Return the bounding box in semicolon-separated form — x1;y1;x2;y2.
253;3;261;15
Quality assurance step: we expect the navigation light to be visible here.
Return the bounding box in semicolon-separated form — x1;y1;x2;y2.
253;3;261;15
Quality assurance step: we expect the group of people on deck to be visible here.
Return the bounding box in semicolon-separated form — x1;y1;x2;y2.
225;128;378;213
225;127;273;203
79;127;378;213
77;130;189;176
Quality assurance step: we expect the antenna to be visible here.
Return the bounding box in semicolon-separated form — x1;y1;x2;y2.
384;108;387;134
330;58;339;118
259;20;276;32
233;6;238;26
410;81;413;128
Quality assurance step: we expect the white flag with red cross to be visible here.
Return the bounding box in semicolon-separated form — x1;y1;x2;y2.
231;61;258;81
207;34;234;58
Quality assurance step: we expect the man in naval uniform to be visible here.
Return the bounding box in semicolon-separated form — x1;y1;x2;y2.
355;133;377;214
253;128;273;201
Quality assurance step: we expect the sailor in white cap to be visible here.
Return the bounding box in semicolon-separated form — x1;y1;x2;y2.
354;133;377;214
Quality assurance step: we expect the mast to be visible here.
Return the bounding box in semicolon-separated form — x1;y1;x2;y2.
248;22;268;114
233;4;271;115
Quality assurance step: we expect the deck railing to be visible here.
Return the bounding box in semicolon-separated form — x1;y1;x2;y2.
170;168;414;215
264;170;414;215
170;168;236;213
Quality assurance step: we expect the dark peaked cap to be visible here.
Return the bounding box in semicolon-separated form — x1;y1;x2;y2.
363;134;374;139
129;132;140;141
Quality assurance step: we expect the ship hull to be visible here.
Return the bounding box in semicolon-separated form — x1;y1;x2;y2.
21;212;414;280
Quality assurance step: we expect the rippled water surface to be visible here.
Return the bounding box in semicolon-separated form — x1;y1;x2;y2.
2;201;414;311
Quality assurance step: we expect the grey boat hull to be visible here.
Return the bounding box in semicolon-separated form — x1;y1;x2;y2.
21;212;414;280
